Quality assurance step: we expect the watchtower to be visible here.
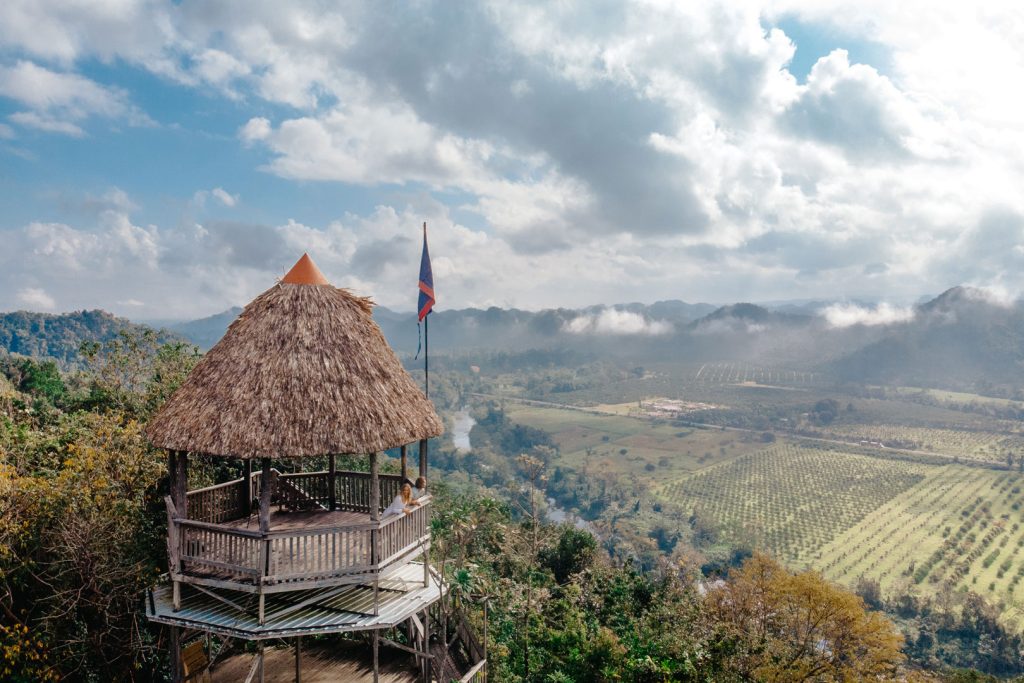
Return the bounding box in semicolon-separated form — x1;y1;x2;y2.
144;254;485;682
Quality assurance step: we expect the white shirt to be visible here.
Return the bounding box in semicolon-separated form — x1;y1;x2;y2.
383;493;408;517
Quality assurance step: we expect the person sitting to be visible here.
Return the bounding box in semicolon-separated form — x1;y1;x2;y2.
383;482;416;517
413;476;428;500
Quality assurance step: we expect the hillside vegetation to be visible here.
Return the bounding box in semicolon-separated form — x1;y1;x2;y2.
0;310;181;365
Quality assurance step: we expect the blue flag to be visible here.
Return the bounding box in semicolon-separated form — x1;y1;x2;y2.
417;223;434;321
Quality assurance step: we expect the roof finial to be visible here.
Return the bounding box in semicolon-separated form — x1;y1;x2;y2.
282;253;330;285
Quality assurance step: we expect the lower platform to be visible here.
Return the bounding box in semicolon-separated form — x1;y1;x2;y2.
210;642;418;682
147;562;441;639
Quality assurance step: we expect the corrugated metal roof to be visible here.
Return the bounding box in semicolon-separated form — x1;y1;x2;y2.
147;562;443;640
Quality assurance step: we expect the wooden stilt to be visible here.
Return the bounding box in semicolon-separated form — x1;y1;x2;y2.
424;607;432;683
373;628;380;683
169;626;183;683
295;636;301;683
259;642;265;683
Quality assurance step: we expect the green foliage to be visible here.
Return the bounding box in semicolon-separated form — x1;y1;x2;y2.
538;526;598;584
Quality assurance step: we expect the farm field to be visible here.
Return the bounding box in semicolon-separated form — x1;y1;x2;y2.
503;403;766;479
487;373;1024;628
655;445;930;564
824;424;1012;464
819;467;1024;619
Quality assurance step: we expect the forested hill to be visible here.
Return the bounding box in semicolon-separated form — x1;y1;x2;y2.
0;309;182;365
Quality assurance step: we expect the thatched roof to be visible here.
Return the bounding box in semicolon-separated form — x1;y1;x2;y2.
146;254;442;458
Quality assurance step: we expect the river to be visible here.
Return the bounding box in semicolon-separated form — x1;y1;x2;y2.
453;406;597;535
452;407;475;453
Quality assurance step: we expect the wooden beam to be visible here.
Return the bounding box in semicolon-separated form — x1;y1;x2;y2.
400;444;408;481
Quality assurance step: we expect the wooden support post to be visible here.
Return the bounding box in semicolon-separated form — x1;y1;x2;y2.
258;594;265;626
175;451;189;519
419;439;428;479
400;444;408;481
295;637;301;683
259;458;273;533
373;628;379;683
259;642;265;683
169;626;183;683
328;454;337;511
370;452;380;520
173;579;181;611
242;458;253;513
423;608;431;683
424;545;430;588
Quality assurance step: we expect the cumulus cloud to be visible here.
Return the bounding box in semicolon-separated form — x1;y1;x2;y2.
564;309;673;336
1;1;1024;313
0;60;150;135
16;287;56;310
822;302;915;328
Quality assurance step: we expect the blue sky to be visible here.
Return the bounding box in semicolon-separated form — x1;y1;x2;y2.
1;1;1023;324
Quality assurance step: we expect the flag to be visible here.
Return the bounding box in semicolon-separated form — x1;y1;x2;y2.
417;223;435;321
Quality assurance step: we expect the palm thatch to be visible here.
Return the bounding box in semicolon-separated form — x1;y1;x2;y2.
146;255;442;458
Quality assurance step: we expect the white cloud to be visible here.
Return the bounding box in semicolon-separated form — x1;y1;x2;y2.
822;302;915;328
1;2;1024;311
16;287;56;310
193;187;239;208
0;60;150;135
565;309;673;336
211;188;238;207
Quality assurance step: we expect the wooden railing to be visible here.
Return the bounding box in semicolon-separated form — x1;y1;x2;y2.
169;472;431;590
378;498;431;565
187;470;408;522
177;519;263;581
186;479;251;525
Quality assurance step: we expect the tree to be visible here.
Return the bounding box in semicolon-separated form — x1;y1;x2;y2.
539;526;597;584
706;554;904;681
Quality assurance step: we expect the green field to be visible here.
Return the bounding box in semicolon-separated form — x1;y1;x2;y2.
504;403;766;479
657;445;929;564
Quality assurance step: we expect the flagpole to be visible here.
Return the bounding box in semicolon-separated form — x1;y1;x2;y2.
424;305;429;399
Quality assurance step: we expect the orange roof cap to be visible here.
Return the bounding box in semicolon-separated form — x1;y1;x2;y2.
281;253;330;285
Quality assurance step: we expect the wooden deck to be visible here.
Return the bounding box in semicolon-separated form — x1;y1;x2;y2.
223;509;368;532
211;642;418;683
149;562;442;639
